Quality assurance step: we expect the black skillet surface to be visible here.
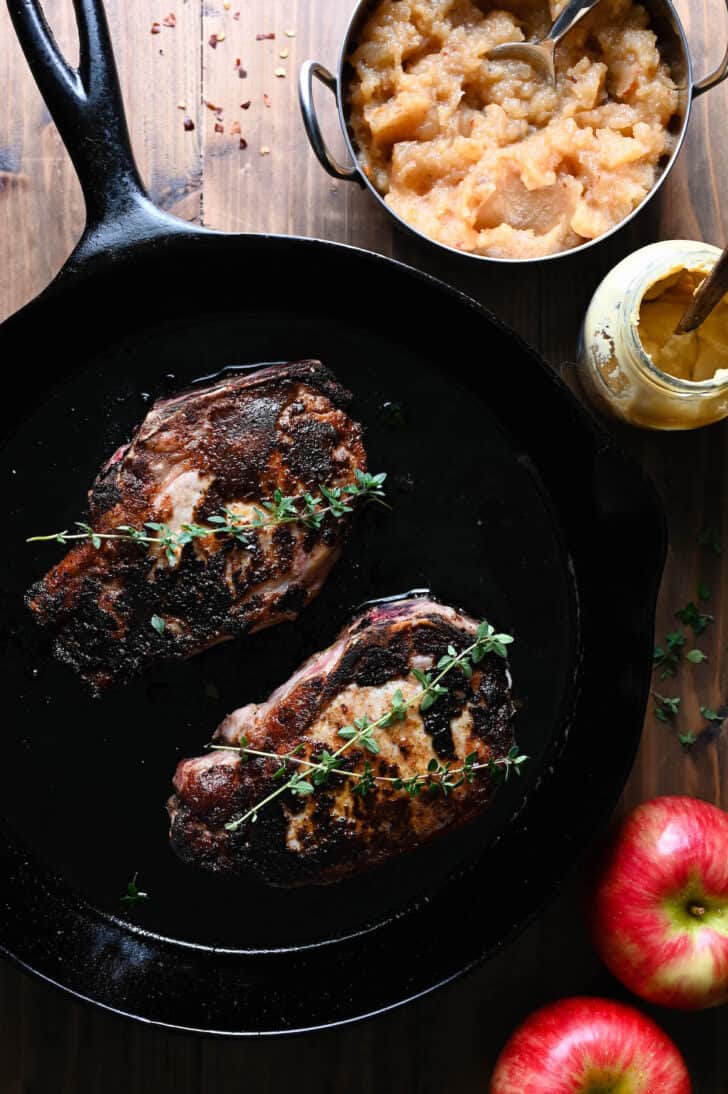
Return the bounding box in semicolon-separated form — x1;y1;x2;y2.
0;0;666;1034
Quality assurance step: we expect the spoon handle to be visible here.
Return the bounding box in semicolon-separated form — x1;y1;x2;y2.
675;247;728;334
549;0;603;45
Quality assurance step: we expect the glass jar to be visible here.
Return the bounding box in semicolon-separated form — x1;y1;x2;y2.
578;240;728;430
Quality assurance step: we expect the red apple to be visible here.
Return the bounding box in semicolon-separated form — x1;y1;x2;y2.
490;996;691;1094
591;795;728;1010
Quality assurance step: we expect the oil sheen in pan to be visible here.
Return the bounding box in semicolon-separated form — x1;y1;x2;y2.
138;360;290;405
2;313;578;953
357;588;432;609
189;361;289;386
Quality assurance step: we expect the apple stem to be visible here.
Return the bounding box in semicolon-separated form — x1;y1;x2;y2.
688;903;706;918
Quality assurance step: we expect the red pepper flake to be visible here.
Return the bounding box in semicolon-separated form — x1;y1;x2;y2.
240;100;251;110
151;21;161;34
230;120;241;135
162;12;176;27
256;32;275;40
234;57;241;68
204;100;223;112
263;93;271;108
183;115;195;131
214;121;224;134
233;11;240;20
209;32;226;48
239;137;248;150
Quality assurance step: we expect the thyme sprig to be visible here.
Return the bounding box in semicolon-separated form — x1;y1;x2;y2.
26;469;387;562
209;741;527;796
675;600;714;636
652;692;680;723
220;620;522;832
653;630;687;679
650;582;725;751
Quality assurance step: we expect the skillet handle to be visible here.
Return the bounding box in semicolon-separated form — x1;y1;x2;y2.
693;0;728;96
299;61;362;184
6;0;175;239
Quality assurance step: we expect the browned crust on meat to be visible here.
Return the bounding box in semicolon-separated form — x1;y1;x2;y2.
168;598;516;886
26;361;366;690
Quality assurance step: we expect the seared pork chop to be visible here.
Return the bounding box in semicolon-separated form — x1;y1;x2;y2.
168;597;516;886
27;361;366;691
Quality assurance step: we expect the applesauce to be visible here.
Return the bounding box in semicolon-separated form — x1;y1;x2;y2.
347;0;679;258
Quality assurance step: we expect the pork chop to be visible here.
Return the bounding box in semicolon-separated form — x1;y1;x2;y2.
168;596;517;886
26;361;367;691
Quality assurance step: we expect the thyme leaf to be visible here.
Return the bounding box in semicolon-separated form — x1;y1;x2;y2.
120;873;149;910
678;732;697;750
150;614;166;635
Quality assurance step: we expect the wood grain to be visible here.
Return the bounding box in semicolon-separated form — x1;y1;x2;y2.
0;0;727;1089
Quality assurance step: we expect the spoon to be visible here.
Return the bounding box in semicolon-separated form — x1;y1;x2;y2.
675;245;728;334
487;0;603;85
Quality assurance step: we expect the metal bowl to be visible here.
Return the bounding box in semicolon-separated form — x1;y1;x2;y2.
300;0;728;265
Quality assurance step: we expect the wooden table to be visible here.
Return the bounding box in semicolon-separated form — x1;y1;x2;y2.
1;0;727;1089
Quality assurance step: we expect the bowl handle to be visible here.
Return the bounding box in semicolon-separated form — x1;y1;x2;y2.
299;61;363;184
693;2;728;96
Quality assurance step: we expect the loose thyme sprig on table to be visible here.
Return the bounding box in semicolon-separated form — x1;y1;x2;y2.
651;579;723;751
215;621;525;833
26;469;387;562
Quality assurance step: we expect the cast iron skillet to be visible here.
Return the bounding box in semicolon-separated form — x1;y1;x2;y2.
0;0;666;1035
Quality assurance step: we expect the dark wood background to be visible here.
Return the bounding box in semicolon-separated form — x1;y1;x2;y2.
1;0;727;1089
